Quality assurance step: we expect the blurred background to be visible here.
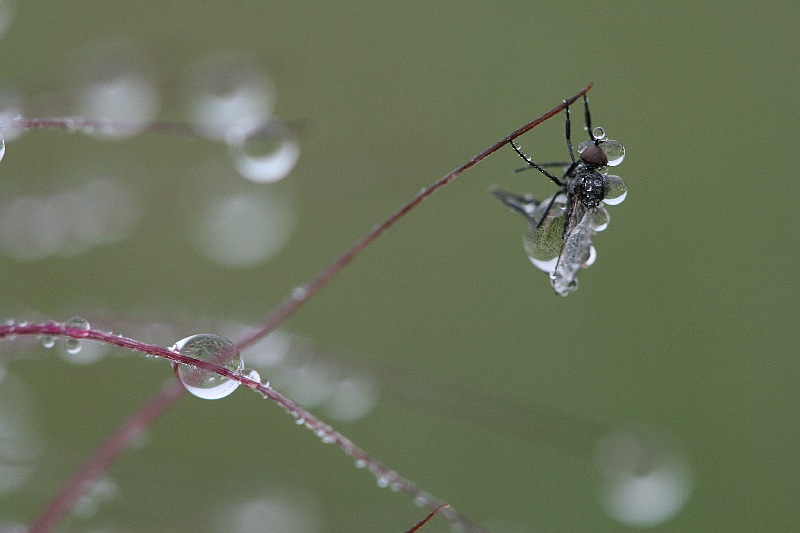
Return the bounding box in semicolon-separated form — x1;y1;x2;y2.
0;2;798;532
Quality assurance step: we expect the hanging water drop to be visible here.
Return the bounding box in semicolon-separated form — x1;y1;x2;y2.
41;336;56;349
592;126;607;140
226;122;300;183
62;316;91;355
172;333;243;400
603;175;628;205
601;139;625;166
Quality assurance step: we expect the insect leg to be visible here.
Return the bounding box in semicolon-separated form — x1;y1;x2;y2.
509;141;564;186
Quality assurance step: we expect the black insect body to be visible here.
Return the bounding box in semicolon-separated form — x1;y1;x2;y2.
492;94;626;296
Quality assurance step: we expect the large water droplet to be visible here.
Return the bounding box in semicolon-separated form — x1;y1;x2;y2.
603;175;627;205
601;139;625;166
173;334;243;400
227;122;300;183
523;194;567;273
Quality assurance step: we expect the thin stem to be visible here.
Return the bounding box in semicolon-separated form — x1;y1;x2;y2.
234;83;593;351
5;117;298;141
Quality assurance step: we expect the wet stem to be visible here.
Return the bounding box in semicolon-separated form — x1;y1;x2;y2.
1;84;592;533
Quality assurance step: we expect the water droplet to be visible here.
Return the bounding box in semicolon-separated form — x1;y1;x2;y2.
0;132;5;162
601;139;625;166
227;122;300;183
523;194;567;273
173;333;243;400
41;336;56;349
577;140;590;154
376;475;390;488
590;206;610;232
354;459;367;469
592;126;607;140
603;175;627;205
64;338;82;355
65;316;90;336
246;368;261;383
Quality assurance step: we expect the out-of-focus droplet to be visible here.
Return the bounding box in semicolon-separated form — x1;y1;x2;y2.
593;427;694;528
172;334;243;400
69;39;159;139
192;192;294;268
184;51;274;141
0;133;5;162
227;122;300;183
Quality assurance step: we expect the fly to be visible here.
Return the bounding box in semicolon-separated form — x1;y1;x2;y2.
491;94;627;296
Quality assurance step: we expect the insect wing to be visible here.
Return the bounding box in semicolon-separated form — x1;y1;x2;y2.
550;201;596;296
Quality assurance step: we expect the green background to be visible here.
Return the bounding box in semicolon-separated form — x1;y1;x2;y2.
1;2;798;532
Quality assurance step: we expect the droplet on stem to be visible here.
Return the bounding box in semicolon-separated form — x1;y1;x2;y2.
172;333;243;400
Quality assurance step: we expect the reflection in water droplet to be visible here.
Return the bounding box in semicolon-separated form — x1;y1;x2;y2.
603;175;627;205
593;427;694;527
523;195;567;272
227;123;300;183
601;139;625;166
173;333;243;400
66;316;90;333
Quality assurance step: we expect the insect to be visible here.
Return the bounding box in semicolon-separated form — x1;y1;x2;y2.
491;94;627;296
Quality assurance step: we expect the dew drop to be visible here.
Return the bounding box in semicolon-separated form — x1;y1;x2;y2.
173;333;243;400
246;368;261;383
65;316;90;336
523;194;567;273
601;139;625;166
64;338;82;355
590;206;610;232
227;122;300;183
376;475;390;488
41;336;56;349
354;459;367;469
603;175;628;205
592;126;607;140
